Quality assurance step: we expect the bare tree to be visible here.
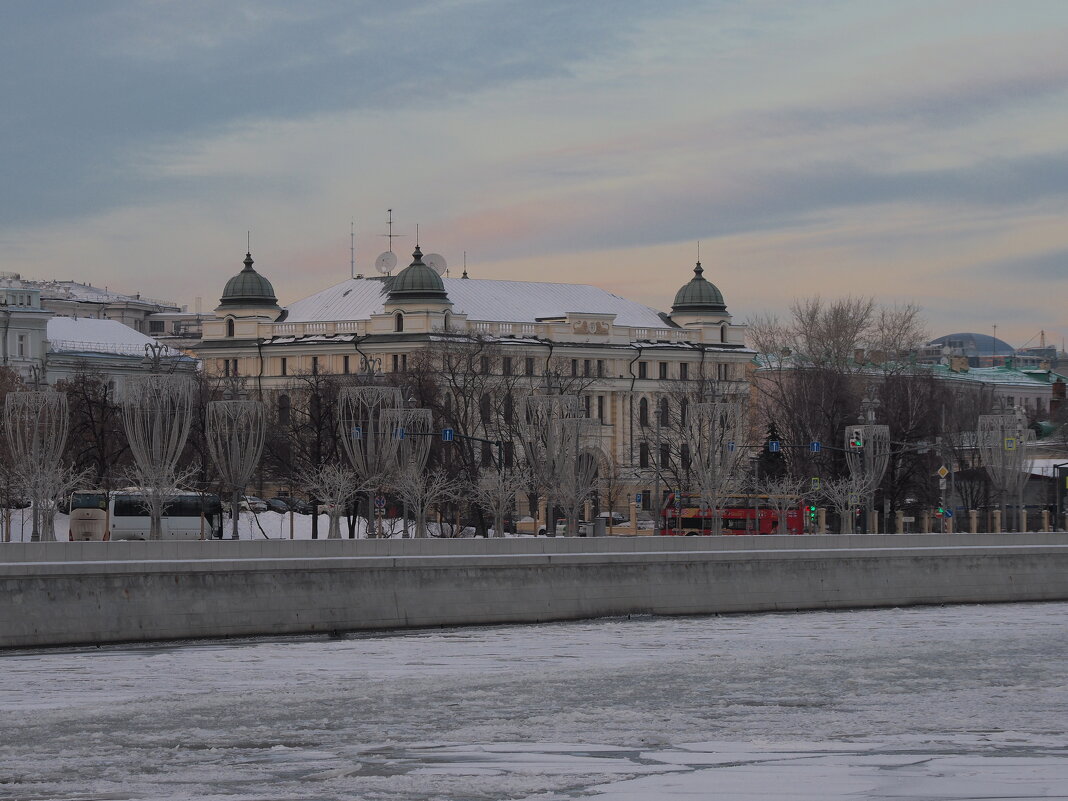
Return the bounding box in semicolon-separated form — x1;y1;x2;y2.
553;418;602;536
299;463;368;539
339;385;403;537
4;390;69;541
819;475;868;535
206;400;267;540
755;474;809;534
685;398;748;535
391;466;455;538
121;375;195;540
469;465;531;537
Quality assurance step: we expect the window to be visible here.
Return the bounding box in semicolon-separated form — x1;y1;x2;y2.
481;355;491;374
584;359;591;377
502;356;512;375
392;354;400;372
681;443;691;470
571;359;578;377
401;354;407;371
639;397;649;426
16;335;26;358
222;359;230;377
641;491;651;511
149;320;164;333
226;318;235;337
639;442;650;468
280;357;287;376
525;357;535;376
480;393;492;424
679;362;688;381
503;441;514;469
597;359;605;377
343;354;350;374
658;397;669;426
277;395;291;425
597;395;605;420
659;362;668;379
680;398;688;427
638;362;648;379
721;325;728;344
583;395;591;418
504;393;514;423
659;442;669;468
394;313;404;332
311;356;319;376
481;441;492;468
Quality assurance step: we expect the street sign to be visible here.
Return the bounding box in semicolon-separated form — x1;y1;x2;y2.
635;493;643;504
769;440;781;452
351;426;363;440
727;441;736;452
903;516;915;523
810;477;821;490
937;465;949;479
374;496;386;509
939;478;947;490
1004;437;1017;451
441;428;455;442
394;427;406;440
944;509;954;518
810;441;821;453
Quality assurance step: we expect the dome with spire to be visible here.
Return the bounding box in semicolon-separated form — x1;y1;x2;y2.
387;246;450;303
218;252;279;310
671;261;725;313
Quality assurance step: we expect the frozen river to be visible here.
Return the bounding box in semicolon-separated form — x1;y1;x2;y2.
2;603;1067;800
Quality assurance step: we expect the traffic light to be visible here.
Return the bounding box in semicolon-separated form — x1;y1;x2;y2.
848;426;864;449
807;505;817;523
935;505;945;518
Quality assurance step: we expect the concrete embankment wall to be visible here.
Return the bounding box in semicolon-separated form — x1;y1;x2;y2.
2;533;1067;649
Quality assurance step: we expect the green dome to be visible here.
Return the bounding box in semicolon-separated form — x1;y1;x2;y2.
219;252;279;310
672;261;726;313
387;247;449;303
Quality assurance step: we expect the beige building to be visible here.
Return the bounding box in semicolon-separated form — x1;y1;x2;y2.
197;248;754;512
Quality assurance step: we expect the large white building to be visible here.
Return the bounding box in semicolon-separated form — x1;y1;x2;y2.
197;248;755;510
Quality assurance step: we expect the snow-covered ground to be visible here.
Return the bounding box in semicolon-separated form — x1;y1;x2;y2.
2;603;1067;800
1;509;478;542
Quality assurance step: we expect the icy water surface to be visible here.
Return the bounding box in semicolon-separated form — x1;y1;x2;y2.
2;603;1067;800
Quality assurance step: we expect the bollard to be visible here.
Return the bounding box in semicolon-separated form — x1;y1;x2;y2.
969;509;978;534
817;507;826;535
1042;509;1050;532
921;510;930;534
993;509;1001;533
1019;508;1027;533
895;509;904;534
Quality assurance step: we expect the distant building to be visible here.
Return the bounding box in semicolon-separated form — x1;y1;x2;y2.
0;274;50;382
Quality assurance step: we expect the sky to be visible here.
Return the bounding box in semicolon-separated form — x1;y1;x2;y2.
2;0;1067;348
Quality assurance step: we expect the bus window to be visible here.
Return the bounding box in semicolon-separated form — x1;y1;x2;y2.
71;492;106;510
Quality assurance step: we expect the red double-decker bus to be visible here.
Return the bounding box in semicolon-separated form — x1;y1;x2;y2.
659;493;805;535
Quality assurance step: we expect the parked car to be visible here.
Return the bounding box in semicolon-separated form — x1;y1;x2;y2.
317;501;355;516
1;495;32;510
239;496;268;513
265;497;290;514
286;498;314;515
597;511;628;525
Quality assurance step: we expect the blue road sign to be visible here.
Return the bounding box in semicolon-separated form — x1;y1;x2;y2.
769;440;781;452
374;496;386;509
727;441;736;452
394;427;406;439
944;509;954;519
441;428;455;442
635;493;643;504
351;426;362;440
810;441;821;453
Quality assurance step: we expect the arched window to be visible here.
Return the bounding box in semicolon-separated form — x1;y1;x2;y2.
443;311;450;331
395;312;404;332
277;394;291;426
639;397;649;427
226;318;235;337
720;325;727;343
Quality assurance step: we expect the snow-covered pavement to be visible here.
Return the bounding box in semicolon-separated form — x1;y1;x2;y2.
1;603;1067;799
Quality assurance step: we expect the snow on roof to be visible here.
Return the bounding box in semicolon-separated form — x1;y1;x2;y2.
22;279;178;308
284;277;670;329
47;316;175;356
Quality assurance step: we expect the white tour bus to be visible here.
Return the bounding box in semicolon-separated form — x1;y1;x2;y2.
69;490;223;541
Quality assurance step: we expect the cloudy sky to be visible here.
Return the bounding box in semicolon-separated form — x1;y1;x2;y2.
2;1;1067;346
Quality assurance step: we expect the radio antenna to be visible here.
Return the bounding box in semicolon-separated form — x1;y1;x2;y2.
350;219;356;279
380;209;405;253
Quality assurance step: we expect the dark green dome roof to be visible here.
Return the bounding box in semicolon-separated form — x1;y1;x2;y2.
219;252;279;310
672;261;726;313
387;246;449;303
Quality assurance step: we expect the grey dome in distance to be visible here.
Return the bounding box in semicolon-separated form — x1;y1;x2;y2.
218;252;280;310
387;246;450;303
672;261;726;313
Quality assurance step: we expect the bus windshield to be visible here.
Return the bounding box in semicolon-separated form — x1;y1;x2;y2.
70;492;107;511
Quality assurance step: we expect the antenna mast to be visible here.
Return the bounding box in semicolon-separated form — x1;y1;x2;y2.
380;209;405;253
350;219;356;279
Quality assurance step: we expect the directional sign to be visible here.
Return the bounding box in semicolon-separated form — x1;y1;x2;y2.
351;426;363;440
769;440;781;453
441;428;455;442
944;509;954;519
727;441;736;452
810;441;821;453
394;427;406;440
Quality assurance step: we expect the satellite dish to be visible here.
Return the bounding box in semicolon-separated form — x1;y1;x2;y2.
375;251;397;274
424;253;447;276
